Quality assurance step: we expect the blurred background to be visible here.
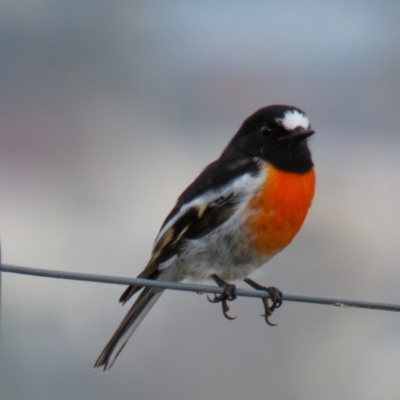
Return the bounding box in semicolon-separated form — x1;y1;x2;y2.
1;1;400;399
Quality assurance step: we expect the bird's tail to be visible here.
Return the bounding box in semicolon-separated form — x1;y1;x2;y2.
94;287;163;371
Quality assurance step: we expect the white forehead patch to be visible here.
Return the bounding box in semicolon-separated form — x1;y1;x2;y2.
276;110;309;131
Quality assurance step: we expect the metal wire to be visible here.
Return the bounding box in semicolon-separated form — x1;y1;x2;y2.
1;263;400;313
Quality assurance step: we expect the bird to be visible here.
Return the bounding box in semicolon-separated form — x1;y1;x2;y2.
94;105;316;371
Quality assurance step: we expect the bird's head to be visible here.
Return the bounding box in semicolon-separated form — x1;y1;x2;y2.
230;105;315;173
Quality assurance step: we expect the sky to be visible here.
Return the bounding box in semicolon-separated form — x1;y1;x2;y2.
1;1;400;399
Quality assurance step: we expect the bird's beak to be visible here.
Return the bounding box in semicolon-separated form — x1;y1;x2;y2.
278;128;315;141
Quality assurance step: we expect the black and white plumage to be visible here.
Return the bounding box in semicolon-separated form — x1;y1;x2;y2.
95;159;266;370
94;105;315;370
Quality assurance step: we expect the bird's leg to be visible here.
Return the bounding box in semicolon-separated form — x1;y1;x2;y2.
207;274;237;320
243;278;283;326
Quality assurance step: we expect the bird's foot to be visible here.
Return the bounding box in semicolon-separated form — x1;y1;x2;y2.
243;278;283;326
207;274;237;320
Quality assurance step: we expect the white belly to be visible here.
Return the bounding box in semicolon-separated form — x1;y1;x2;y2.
159;204;277;283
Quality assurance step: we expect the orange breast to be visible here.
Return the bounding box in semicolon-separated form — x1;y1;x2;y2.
245;164;315;255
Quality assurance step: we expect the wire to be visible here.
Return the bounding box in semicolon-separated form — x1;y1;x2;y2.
1;263;400;313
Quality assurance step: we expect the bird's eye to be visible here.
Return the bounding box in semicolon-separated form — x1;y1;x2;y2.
260;125;272;135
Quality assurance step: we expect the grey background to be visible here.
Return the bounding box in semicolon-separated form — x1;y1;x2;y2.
1;1;400;399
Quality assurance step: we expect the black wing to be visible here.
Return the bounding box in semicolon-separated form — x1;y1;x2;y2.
119;155;261;304
119;193;242;303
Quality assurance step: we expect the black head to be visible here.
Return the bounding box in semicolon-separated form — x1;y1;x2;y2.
225;105;315;174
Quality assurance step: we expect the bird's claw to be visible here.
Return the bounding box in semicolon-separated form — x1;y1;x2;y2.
266;286;283;311
208;274;237;320
244;278;283;326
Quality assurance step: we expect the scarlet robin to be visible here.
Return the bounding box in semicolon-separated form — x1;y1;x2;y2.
94;105;316;370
